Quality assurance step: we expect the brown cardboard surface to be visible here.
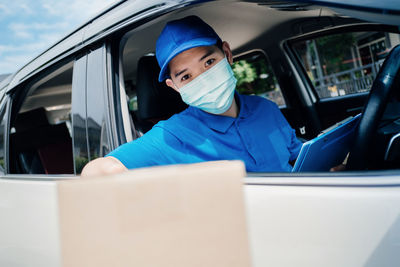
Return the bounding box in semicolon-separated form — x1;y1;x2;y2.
57;160;250;267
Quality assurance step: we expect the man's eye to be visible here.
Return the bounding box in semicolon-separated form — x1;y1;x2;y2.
205;58;215;67
181;74;190;81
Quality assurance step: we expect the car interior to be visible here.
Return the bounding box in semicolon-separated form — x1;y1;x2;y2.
121;2;328;138
118;1;400;171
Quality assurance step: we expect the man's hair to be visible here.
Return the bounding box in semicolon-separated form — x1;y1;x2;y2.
216;39;223;50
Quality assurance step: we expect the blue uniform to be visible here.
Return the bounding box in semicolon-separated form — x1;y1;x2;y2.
107;93;302;172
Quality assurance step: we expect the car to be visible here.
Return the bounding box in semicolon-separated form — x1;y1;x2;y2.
1;0;400;266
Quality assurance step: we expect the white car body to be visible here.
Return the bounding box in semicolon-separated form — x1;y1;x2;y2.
2;175;400;266
1;0;399;266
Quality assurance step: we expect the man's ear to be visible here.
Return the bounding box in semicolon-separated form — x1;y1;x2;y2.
221;41;233;65
166;79;179;92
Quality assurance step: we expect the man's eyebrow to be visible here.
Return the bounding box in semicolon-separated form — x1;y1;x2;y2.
174;68;188;78
174;48;216;78
199;49;215;62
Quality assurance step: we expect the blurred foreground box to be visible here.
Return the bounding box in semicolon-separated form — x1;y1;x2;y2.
58;160;250;267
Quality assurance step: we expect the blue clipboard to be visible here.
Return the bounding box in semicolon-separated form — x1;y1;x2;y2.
292;114;361;172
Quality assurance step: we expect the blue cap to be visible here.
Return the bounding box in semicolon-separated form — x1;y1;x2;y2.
156;16;222;82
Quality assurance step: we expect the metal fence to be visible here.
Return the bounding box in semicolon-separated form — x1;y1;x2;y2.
314;62;383;98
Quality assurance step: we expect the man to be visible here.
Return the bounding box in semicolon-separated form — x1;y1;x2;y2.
81;15;302;176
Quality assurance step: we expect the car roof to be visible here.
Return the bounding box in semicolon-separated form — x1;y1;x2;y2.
5;0;400;92
300;0;400;26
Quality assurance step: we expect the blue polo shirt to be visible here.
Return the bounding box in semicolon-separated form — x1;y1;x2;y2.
107;93;302;172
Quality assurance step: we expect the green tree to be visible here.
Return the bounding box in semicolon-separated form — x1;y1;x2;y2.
233;60;257;87
316;33;356;74
232;57;278;95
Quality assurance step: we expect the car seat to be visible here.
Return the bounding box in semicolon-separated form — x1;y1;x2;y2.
134;55;187;133
10;107;74;174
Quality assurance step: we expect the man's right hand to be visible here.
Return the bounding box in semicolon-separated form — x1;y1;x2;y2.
81;156;128;177
330;164;346;172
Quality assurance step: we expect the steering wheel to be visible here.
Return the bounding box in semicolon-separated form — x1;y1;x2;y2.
346;45;400;170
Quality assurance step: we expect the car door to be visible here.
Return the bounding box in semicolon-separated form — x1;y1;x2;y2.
0;44;115;266
0;57;78;266
244;173;400;267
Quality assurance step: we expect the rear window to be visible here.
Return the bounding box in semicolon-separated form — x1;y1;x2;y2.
232;51;286;107
9;62;74;175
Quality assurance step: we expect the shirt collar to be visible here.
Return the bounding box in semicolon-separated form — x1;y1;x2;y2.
189;92;251;133
237;92;251;119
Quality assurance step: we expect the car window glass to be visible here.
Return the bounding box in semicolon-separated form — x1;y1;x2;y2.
9;62;74;175
232;51;286;107
292;31;400;99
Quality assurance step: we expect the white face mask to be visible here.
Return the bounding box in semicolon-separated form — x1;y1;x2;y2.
175;57;237;114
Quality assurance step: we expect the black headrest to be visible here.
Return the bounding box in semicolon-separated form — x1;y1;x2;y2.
136;56;187;121
14;107;49;132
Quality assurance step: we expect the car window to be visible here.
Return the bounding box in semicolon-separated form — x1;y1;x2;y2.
292;31;400;99
232;51;286;107
9;62;74;175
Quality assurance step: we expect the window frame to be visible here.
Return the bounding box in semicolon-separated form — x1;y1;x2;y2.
233;49;288;108
1;96;11;175
70;43;118;174
108;37;133;147
71;53;89;175
75;3;400;177
6;57;77;178
86;44;114;161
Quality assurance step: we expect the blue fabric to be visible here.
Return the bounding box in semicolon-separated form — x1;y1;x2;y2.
107;93;302;172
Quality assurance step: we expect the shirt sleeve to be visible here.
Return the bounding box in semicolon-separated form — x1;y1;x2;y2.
106;125;183;169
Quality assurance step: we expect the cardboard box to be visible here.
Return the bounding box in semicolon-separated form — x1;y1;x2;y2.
57;160;250;267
